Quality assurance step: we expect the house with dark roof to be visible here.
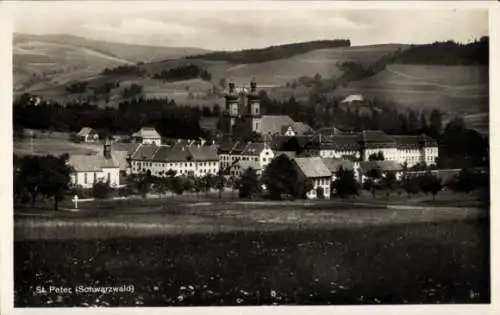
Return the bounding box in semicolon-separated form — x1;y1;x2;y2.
76;127;99;143
68;141;120;188
322;158;360;182
292;157;331;199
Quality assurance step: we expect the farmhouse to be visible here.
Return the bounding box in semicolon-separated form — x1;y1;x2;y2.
132;127;162;146
76;127;99;143
68;141;120;189
293;157;331;200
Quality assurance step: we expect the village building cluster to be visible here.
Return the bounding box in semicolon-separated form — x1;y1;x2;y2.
68;80;439;199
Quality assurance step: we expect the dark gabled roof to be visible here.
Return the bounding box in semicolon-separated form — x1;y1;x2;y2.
111;142;141;155
130;144;160;160
319;135;360;151
69;154;118;172
111;151;129;171
291;122;314;135
322;158;355;172
151;146;172;161
418;134;438;146
231;141;247;154
293;157;331;178
360;130;395;144
271;135;313;151
261;115;295;136
241;142;266;156
217;139;236;153
391;134;438;149
164;147;191;162
391;135;421;149
188;145;218;161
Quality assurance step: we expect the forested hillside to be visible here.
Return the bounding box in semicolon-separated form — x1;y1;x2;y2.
185;40;351;64
393;37;488;65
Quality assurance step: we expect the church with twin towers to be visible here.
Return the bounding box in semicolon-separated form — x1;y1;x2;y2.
221;79;263;138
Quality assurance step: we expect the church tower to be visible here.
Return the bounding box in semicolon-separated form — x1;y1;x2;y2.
246;78;262;134
223;82;240;136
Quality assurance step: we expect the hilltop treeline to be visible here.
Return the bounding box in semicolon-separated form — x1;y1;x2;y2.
394;37;489;65
101;65;147;76
153;64;212;82
185;40;351;64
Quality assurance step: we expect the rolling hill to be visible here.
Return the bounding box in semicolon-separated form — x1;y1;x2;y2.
13;34;210;91
19;43;410;107
13;36;488;134
331;64;488;112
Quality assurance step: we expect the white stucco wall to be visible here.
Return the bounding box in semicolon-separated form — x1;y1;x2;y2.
71;167;120;189
259;148;274;169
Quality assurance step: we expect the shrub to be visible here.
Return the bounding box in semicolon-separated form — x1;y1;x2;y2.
92;182;111;199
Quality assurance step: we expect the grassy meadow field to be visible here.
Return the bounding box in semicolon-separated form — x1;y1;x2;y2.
14;137;101;156
14;197;490;306
332;64;489;114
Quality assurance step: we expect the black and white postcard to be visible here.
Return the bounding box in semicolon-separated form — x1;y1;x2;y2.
1;1;497;314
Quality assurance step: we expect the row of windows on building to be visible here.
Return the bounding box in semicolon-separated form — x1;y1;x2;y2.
134;161;218;168
136;168;218;176
81;172;111;185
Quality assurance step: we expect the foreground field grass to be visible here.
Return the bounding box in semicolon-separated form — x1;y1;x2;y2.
14;218;489;306
14;189;487;240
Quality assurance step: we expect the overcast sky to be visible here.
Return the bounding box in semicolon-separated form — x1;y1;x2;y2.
12;2;488;50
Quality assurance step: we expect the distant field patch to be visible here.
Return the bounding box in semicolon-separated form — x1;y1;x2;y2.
14;138;100;156
333;65;488;114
